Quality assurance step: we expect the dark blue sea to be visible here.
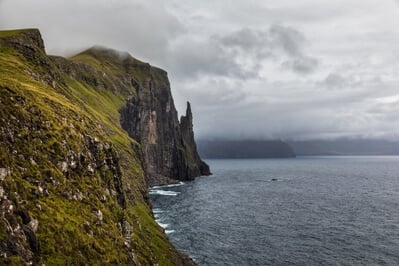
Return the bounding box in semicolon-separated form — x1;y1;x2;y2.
149;156;399;265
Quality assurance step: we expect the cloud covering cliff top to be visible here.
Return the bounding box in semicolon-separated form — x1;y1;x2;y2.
1;0;399;140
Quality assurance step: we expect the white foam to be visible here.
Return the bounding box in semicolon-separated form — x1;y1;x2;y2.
149;189;180;196
157;221;169;229
151;182;185;189
165;230;175;234
152;208;164;214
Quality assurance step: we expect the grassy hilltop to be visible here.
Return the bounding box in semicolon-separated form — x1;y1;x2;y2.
0;28;194;265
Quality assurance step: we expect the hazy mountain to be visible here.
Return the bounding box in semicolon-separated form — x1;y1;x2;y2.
198;140;296;158
288;139;399;155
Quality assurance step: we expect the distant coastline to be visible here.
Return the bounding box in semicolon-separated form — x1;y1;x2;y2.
197;139;296;159
197;138;399;159
288;139;399;156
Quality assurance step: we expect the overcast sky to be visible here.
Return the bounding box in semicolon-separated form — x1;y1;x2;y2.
1;0;399;140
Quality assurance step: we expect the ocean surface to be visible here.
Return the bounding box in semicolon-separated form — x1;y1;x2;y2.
149;156;399;265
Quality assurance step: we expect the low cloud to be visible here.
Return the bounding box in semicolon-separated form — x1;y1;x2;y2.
1;0;399;141
282;56;318;74
0;0;184;62
168;24;318;81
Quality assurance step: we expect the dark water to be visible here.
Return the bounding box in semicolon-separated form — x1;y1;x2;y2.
150;156;399;265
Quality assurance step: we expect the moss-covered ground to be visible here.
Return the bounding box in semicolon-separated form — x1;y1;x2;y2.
0;29;190;265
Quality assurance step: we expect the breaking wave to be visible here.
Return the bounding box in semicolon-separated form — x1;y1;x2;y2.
149;189;180;196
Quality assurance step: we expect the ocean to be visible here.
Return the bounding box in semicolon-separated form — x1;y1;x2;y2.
149;156;399;265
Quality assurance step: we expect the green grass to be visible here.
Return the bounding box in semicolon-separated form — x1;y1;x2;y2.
0;30;189;265
0;28;37;38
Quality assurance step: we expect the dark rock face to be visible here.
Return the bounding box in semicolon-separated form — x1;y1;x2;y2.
180;102;211;178
0;29;63;88
0;28;45;57
0;29;199;265
120;70;211;186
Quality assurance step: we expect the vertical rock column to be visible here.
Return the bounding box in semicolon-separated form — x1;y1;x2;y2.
120;67;210;186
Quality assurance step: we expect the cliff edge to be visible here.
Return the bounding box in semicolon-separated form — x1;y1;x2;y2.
0;29;200;264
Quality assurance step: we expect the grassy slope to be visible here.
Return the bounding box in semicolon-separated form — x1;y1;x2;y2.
0;29;188;265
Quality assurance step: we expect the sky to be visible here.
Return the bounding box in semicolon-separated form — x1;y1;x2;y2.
1;0;399;140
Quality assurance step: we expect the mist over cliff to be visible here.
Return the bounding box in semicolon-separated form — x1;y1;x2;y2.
2;1;399;142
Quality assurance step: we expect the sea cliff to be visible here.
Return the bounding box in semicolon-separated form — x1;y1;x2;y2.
0;28;206;264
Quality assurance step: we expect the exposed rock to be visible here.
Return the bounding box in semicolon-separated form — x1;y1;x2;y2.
27;219;38;233
180;102;211;177
15;209;31;225
58;161;68;173
0;28;64;88
0;168;11;181
22;225;40;255
120;75;210;186
95;209;103;222
100;195;107;203
122;220;132;247
73;190;84;201
0;29;198;265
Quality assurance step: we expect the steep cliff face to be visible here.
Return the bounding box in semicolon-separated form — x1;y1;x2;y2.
180;102;211;178
118;63;210;186
0;29;197;265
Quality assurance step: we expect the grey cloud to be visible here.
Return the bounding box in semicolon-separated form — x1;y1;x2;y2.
269;25;306;56
323;73;349;89
219;25;319;74
166;38;246;80
320;72;385;90
218;25;305;57
1;0;398;141
219;28;272;55
177;77;248;107
188;72;398;140
282;56;318;74
0;0;184;63
168;25;319;81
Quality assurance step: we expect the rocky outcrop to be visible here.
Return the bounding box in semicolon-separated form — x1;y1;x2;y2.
119;64;211;186
0;29;197;265
180;102;211;178
54;45;210;186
